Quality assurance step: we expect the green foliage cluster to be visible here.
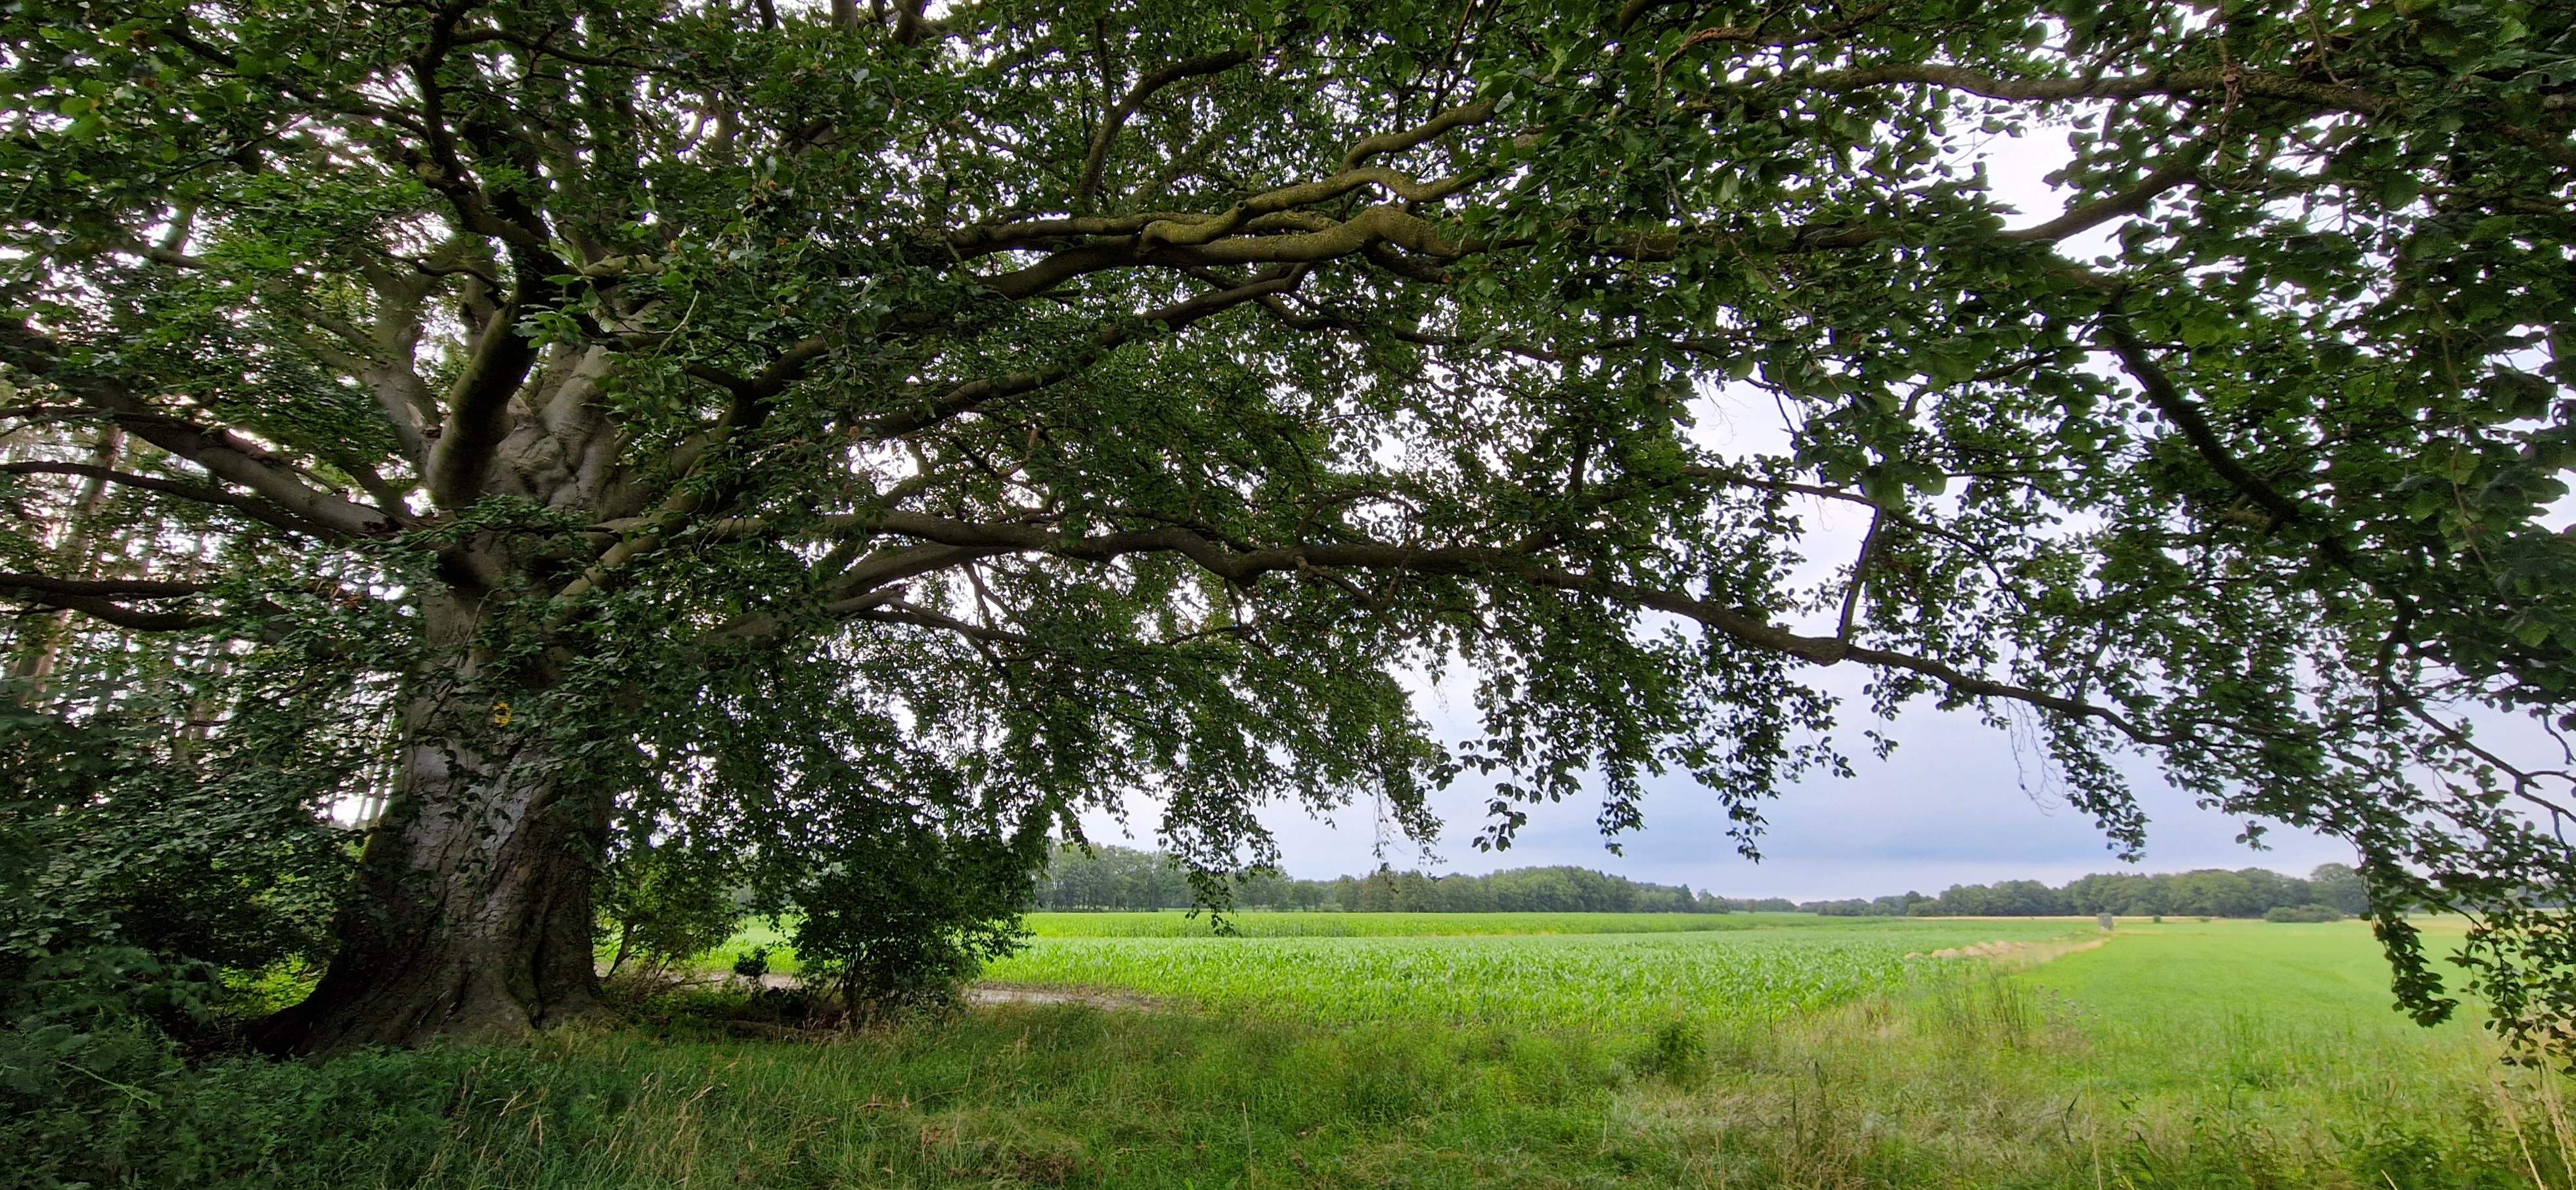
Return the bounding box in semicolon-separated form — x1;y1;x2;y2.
786;819;1040;1012
0;630;393;981
596;843;744;979
2057;864;2373;918
1031;843;1207;911
0;616;397;1080
0;948;223;1190
2267;903;2348;923
587;713;1050;1008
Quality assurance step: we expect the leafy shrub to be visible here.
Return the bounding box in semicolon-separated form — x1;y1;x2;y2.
0;947;219;1188
0;679;361;1185
2;705;349;976
1630;1017;1710;1085
2265;904;2344;923
780;812;1046;1016
597;842;744;977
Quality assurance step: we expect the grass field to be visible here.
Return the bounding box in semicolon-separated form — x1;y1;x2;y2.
56;913;2575;1189
710;909;2082;972
986;915;2093;1028
1021;910;1790;937
2018;917;2514;1122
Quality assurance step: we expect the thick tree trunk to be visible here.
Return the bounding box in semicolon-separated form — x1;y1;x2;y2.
253;598;605;1053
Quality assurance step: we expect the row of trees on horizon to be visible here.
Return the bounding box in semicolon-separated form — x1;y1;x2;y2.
1035;845;1729;914
1808;864;2371;919
1034;845;2373;920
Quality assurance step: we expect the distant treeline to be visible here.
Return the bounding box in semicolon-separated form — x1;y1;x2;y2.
1034;845;1729;913
1033;844;2369;919
1811;864;2370;919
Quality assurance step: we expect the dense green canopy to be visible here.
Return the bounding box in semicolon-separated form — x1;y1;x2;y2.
1;0;2571;1049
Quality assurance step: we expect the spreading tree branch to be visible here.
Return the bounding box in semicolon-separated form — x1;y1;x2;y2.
856;512;2178;744
0;572;221;631
0;324;404;539
1790;63;2393;116
1075;47;1259;209
1;460;338;536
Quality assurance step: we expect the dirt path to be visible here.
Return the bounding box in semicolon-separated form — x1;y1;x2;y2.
633;967;1163;1010
1913;935;2109;968
966;982;1163;1010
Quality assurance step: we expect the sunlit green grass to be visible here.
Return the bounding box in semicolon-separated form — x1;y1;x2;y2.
2012;917;2506;1120
2022;915;2474;1028
698;915;800;973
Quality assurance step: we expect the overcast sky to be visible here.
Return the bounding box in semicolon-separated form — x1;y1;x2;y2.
1285;708;2360;902
1081;669;2362;901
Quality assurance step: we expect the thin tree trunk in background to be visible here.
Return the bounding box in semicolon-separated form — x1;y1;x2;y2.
10;426;125;697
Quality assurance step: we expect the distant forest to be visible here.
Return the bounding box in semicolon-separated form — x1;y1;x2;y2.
1810;864;2370;919
1035;845;1729;913
1034;845;2371;919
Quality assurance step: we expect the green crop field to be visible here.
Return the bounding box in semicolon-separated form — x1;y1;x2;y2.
1021;910;1785;937
50;912;2575;1189
702;908;1963;971
988;915;2093;1028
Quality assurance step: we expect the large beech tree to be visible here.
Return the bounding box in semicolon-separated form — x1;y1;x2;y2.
3;0;2573;1052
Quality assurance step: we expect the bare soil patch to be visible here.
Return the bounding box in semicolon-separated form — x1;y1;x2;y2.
966;982;1165;1011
